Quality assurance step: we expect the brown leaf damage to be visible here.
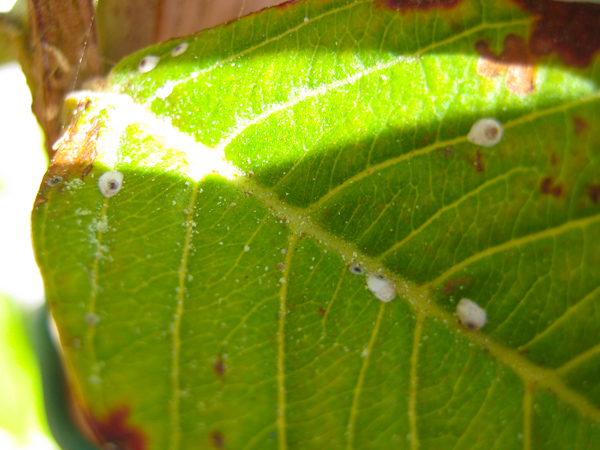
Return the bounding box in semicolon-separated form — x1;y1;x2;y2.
573;116;589;135
84;407;147;450
382;0;463;12
587;184;600;204
442;276;473;296
34;106;99;207
210;430;226;449
540;176;563;198
514;0;600;67
476;34;536;95
213;355;226;381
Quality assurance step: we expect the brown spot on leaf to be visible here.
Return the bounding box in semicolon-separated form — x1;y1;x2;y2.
443;146;454;156
476;34;535;95
466;150;485;173
540;176;562;198
442;277;473;296
383;0;462;12
210;430;226;449
587;184;600;204
550;152;558;167
318;307;326;316
573;116;588;135
84;408;146;450
34;195;48;207
41;112;100;193
514;0;600;67
214;355;225;380
473;150;484;172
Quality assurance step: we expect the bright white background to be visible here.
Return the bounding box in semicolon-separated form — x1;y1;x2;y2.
0;3;55;450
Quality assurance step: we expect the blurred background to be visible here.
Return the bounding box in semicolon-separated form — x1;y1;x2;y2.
0;0;53;446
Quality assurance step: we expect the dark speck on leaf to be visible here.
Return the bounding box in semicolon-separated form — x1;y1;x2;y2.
214;356;225;380
473;150;484;173
210;430;225;449
540;176;563;198
48;176;63;186
587;184;600;204
349;264;365;275
573;116;588;135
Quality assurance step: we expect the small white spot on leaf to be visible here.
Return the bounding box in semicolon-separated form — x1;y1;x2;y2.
366;273;396;303
456;298;487;330
156;81;175;99
171;42;189;57
467;118;503;147
138;55;160;73
98;171;124;198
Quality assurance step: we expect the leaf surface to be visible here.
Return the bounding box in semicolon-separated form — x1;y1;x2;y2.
32;0;600;449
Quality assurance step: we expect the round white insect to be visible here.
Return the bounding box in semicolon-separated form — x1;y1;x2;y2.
467;118;503;147
138;55;160;73
98;171;124;198
366;273;396;303
456;298;487;330
171;42;189;57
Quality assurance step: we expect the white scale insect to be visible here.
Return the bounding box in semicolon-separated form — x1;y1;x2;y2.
138;55;160;73
366;273;396;303
98;171;124;198
171;42;189;57
456;298;487;330
467;118;503;147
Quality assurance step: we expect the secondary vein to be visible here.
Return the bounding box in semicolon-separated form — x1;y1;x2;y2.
169;181;201;450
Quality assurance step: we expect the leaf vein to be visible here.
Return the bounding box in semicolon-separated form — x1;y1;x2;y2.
345;301;386;450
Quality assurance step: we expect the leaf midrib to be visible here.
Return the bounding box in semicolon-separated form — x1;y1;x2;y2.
237;177;600;424
72;87;600;426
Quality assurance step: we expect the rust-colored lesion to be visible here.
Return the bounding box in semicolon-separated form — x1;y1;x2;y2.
210;430;226;449
514;0;600;67
476;34;536;96
34;104;100;207
540;176;563;198
467;149;485;173
573;116;589;135
587;184;600;205
442;276;473;296
382;0;463;12
83;407;148;450
213;355;226;381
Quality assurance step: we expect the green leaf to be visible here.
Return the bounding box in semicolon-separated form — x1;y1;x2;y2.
32;0;600;449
